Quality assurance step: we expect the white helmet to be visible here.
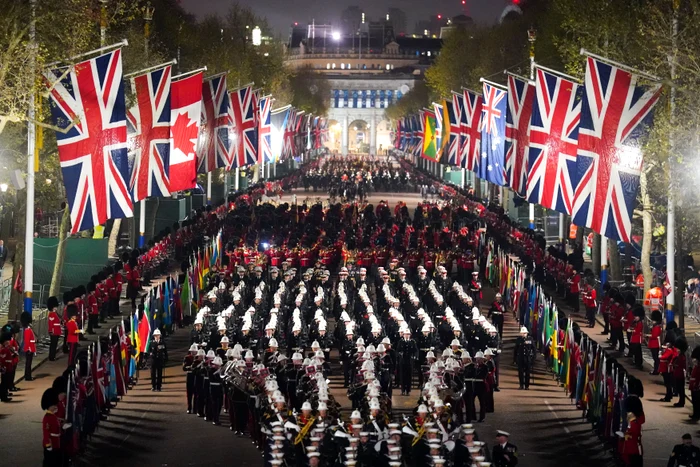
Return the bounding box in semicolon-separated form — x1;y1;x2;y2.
153;329;161;336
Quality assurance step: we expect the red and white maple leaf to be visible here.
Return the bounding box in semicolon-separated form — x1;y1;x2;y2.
172;111;198;157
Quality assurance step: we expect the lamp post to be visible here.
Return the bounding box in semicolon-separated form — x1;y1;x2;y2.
144;2;154;58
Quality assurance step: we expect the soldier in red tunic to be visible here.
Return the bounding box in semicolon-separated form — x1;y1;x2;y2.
41;388;62;466
21;311;36;381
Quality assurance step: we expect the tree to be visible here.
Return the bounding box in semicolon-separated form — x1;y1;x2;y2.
289;66;330;116
384;81;430;121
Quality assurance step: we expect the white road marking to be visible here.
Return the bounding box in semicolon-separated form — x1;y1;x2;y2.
545;400;570;434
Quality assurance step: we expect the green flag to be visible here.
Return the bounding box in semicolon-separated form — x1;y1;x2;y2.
422;110;438;161
181;272;191;318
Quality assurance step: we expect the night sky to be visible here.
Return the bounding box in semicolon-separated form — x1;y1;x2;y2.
179;0;512;37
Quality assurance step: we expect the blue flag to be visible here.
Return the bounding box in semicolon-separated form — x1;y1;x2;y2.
479;82;507;186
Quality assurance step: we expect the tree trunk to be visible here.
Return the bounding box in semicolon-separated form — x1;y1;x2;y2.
639;169;653;295
609;239;622;282
49;206;70;297
677;217;684;330
591;232;601;276
108;219;121;258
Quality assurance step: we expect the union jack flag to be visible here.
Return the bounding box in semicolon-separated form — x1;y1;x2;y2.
127;65;172;202
229;85;257;168
197;74;232;173
257;96;272;163
283;108;297;159
460;89;483;172
270;106;290;162
572;57;662;242
505;74;535;197
294;112;307;156
44;49;133;234
527;68;581;215
413;112;424;157
448;93;464;166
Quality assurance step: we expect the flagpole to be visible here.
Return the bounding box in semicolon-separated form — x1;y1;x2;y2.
24;0;37;314
124;59;177;79
172;66;207;81
478;78;507;90
235;167;240;191
580;48;661;82
139;200;146;248
207;172;212;204
528;30;537;230
45;39;129;67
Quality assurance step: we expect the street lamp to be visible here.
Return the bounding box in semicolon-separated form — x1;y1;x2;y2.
332;31;341;41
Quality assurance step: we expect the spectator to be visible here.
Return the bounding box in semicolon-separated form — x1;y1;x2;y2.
690;347;700;422
647;310;663;375
0;239;8;274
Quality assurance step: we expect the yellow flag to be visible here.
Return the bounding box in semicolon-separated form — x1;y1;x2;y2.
34;125;43;172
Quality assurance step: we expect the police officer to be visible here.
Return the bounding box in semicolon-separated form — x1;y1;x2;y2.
668;433;700;467
513;326;535;390
149;329;168;391
492;430;518;466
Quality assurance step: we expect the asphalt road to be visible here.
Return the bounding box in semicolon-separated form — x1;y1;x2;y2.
0;190;685;466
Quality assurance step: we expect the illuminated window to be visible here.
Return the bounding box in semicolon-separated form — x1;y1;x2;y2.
332;63;336;69
326;63;330;69
427;51;431;57
341;63;345;69
386;64;390;70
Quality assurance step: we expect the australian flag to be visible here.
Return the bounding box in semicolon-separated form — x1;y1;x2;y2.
479;82;507;186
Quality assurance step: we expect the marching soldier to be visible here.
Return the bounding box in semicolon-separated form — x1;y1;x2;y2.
488;293;505;338
397;328;418;395
149;329;168;391
513;326;535;390
208;357;224;425
183;344;198;413
492;430;518;466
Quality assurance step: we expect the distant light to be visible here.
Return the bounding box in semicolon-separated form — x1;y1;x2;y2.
252;26;262;46
0;184;7;193
45;178;52;185
263;52;269;57
437;14;442;19
332;31;341;41
386;14;390;21
427;51;431;56
424;29;429;36
261;242;269;249
294;22;298;26
362;13;365;23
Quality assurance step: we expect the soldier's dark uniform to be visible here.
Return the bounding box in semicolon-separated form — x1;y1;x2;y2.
397;336;418;395
149;336;168;391
514;332;536;390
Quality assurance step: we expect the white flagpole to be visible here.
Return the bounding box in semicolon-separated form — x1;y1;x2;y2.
24;0;37;314
207;173;212;204
139;200;146;248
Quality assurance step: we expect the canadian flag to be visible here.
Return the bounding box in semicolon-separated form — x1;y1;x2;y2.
169;72;203;192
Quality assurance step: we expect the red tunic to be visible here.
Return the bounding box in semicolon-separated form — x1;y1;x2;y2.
23;327;36;353
42;411;61;450
690;364;700;392
648;325;662;349
620;416;643;459
66;319;80;344
630;320;643;344
48;311;62;336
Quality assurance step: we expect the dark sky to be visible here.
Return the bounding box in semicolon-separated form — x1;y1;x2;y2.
179;0;512;37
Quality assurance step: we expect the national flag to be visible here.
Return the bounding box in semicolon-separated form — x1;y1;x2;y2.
229;85;258;168
258;96;273;163
138;303;151;353
111;338;127;396
572;57;662;242
527;67;582;215
394;118;402;149
479;82;507;185
127;65;172;202
505;74;535;196
180;270;191;317
283;108;298;159
421;110;439;161
433;102;444;159
270;107;290;162
163;278;172;328
91;342;106;407
44;49;133;234
169;72;202;192
197;74;232;173
446;94;463;166
413;112;425;158
460;89;483;172
131;311;141;360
